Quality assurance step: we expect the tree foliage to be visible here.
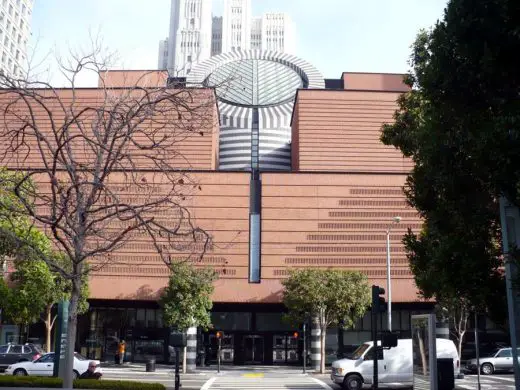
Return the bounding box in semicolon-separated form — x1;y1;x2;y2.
282;269;370;373
380;0;520;323
160;262;217;331
0;170;89;350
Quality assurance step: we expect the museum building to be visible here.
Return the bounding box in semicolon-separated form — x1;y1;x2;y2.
1;50;436;367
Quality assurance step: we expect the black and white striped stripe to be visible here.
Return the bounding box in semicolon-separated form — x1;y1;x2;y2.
186;326;197;372
311;319;322;371
187;50;324;171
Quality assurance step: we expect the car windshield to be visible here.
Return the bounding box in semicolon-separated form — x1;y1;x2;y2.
349;343;370;360
74;352;88;361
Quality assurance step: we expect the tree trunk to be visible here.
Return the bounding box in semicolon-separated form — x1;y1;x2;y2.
320;327;326;374
417;332;428;376
63;277;81;389
457;331;466;360
183;346;187;374
45;305;52;353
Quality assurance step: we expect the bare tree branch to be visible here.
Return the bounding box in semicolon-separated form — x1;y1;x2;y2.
0;40;218;388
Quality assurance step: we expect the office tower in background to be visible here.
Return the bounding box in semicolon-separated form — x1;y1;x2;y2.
0;0;33;78
250;16;261;50
159;0;297;73
164;0;212;76
158;37;169;70
222;0;251;52
211;16;222;56
260;13;295;53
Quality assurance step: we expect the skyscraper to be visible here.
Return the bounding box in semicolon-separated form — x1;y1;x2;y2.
211;16;222;57
157;38;169;70
0;0;33;78
222;0;251;53
159;0;297;73
250;16;262;51
260;13;296;53
165;0;213;77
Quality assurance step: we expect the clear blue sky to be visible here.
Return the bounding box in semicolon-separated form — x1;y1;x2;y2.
30;0;448;87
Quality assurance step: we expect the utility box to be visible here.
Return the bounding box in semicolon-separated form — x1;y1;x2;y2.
437;358;454;390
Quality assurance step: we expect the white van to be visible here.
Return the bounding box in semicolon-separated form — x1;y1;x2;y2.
331;338;460;389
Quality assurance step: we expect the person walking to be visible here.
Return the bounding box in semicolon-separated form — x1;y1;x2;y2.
118;340;126;365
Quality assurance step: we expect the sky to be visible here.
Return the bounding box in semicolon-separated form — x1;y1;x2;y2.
30;0;448;87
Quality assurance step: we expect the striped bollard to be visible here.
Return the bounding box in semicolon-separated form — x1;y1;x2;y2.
311;318;321;371
186;327;197;372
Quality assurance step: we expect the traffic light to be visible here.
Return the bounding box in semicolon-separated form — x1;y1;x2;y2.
169;331;187;347
216;331;224;339
292;331;299;339
372;285;386;313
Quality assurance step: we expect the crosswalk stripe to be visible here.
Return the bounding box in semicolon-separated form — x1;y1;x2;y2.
206;376;330;389
310;377;333;389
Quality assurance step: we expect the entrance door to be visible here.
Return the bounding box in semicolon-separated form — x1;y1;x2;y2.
244;335;264;364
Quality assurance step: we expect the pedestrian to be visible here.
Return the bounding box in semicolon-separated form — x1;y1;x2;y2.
79;361;102;380
118;340;126;365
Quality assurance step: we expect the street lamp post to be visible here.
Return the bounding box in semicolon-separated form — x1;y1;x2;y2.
386;216;401;332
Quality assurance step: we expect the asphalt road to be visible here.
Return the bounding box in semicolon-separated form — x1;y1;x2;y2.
456;373;515;390
3;365;518;389
102;368;210;390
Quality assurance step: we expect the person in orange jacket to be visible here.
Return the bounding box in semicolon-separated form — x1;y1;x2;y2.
118;340;126;365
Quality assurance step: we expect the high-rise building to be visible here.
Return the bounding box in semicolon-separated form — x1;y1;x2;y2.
166;0;212;77
260;13;296;53
250;16;262;51
159;0;297;73
158;38;169;70
222;0;251;52
211;16;222;57
0;0;33;78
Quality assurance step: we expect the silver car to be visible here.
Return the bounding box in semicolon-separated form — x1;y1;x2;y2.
466;347;520;375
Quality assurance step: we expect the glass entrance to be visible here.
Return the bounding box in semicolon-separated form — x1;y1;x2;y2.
243;335;264;364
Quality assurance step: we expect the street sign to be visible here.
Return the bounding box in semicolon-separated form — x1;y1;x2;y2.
53;301;69;378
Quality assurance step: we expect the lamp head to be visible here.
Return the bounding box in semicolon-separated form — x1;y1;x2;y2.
393;216;402;223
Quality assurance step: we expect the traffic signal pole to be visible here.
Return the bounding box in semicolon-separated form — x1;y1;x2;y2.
372;300;378;390
216;331;223;374
371;285;386;390
303;323;307;374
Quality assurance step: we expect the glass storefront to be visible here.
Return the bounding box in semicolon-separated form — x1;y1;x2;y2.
75;302;434;365
78;306;169;363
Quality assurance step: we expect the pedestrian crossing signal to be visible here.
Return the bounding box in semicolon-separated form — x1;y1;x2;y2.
293;332;299;339
216;331;223;339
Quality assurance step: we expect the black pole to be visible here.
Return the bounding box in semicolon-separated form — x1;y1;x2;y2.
372;307;378;389
475;312;481;390
174;347;180;390
217;338;221;374
303;323;307;374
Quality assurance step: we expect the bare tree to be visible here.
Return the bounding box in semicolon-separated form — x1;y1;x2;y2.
436;297;471;359
0;42;216;387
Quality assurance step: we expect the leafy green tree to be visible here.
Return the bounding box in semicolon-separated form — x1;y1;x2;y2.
380;0;520;324
160;262;217;372
9;256;90;352
282;269;370;373
0;169;89;351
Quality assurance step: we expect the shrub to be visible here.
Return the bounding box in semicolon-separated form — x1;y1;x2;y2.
0;376;165;390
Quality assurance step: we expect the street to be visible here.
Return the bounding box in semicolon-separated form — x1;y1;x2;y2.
455;374;515;390
101;366;332;389
102;365;518;389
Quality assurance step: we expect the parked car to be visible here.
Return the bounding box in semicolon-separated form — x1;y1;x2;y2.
466;347;520;375
4;352;101;379
0;344;44;369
